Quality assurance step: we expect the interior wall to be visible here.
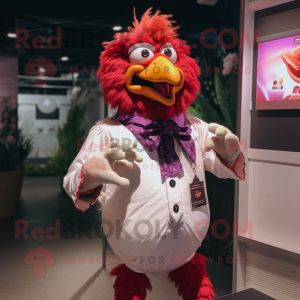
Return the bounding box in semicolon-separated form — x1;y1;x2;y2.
234;1;300;297
248;160;300;249
246;244;300;300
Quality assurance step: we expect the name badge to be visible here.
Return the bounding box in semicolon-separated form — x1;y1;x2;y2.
190;175;207;208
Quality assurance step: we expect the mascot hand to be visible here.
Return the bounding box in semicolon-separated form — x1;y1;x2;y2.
81;141;143;192
204;123;241;167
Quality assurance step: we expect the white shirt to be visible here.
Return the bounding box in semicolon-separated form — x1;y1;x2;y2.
63;114;245;273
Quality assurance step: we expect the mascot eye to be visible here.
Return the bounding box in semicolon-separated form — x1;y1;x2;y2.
164;48;172;56
161;47;177;64
141;49;150;57
129;47;154;63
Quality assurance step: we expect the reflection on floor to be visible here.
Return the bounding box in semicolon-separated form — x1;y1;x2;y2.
0;176;232;300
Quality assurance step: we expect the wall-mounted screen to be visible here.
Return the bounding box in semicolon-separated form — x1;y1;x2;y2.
256;33;300;110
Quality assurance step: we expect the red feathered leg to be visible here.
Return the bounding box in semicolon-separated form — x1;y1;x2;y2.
109;264;152;300
168;253;216;300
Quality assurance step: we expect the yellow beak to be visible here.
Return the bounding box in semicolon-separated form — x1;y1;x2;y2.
125;56;184;106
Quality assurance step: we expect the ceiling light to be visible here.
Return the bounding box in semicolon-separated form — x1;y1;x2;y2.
38;98;57;114
61;56;69;61
7;32;17;38
197;0;218;5
113;26;122;31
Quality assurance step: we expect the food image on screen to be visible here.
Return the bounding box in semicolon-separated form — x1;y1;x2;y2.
293;86;300;93
282;45;300;84
256;33;300;109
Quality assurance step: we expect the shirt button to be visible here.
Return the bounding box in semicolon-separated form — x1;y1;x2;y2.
169;179;176;187
173;204;179;213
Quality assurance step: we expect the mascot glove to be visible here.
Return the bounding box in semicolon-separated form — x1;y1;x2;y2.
204;123;241;167
80;140;143;193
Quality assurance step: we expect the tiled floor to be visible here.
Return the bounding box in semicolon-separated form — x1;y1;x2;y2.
0;176;232;300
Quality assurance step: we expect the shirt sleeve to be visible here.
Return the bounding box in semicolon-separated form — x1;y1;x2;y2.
198;120;246;181
63;124;110;212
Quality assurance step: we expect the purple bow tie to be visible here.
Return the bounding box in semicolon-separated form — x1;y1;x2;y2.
115;115;196;182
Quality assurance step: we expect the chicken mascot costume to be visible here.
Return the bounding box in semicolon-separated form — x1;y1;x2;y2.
64;8;245;300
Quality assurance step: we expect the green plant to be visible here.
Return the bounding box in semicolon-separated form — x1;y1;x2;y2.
187;48;238;133
0;97;18;171
188;73;238;133
24;164;59;176
48;104;87;177
214;71;238;132
18;130;34;164
188;50;239;267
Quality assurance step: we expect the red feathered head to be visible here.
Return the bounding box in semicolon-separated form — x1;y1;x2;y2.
97;8;200;121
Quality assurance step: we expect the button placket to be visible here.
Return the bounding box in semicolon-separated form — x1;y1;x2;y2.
165;177;182;225
173;204;179;213
169;179;176;187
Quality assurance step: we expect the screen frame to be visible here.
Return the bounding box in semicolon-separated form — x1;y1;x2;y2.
256;28;300;110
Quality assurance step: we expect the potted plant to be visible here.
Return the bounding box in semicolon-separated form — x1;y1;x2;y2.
17;130;34;197
48;103;87;190
0;97;19;218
